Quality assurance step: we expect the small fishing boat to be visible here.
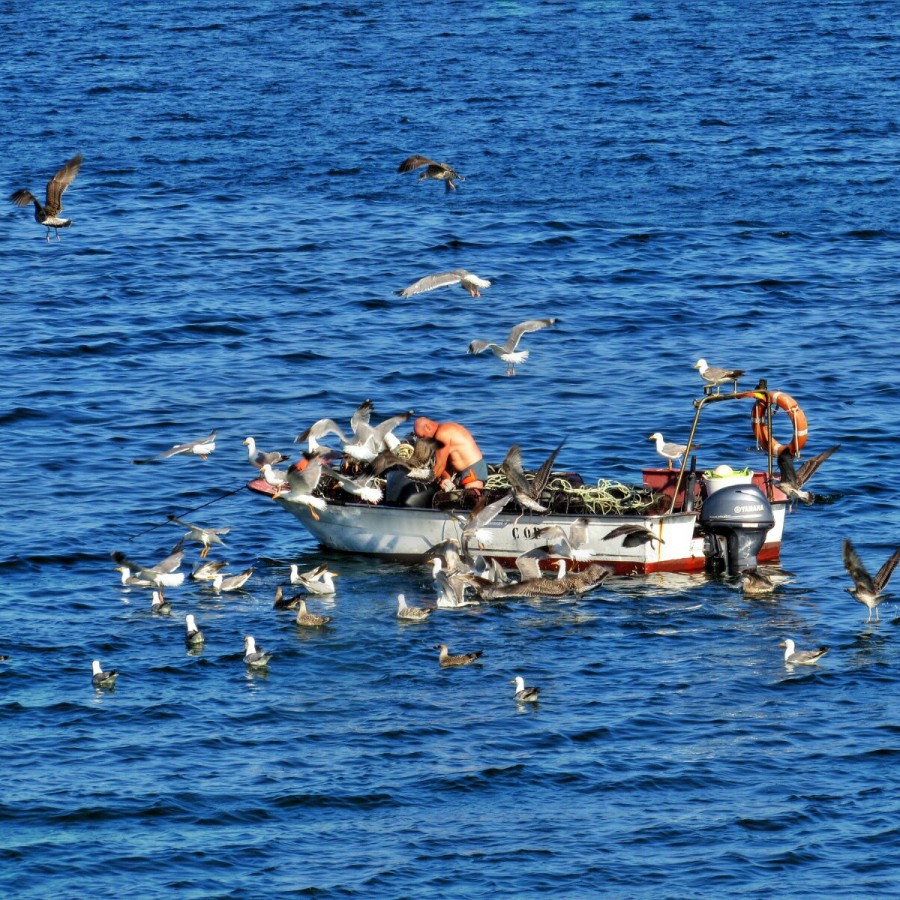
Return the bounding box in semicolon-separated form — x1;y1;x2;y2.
249;384;808;576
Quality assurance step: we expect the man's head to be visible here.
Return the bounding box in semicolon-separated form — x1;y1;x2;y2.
414;417;438;439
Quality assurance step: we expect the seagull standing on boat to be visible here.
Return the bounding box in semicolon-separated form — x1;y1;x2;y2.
468;318;557;376
92;659;118;689
395;269;490;298
185;614;205;647
397;593;433;621
842;538;900;623
779;638;829;666
166;514;230;559
648;432;692;469
776;445;840;505
693;358;745;394
321;464;383;504
397;154;463;191
132;430;217;463
243;436;289;470
435;643;483;667
10;152;83;241
243;635;271;668
511;675;540;702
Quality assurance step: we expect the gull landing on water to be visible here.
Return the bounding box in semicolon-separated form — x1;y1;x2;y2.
10;153;83;241
397;154;463;191
842;538;900;624
395;269;491;298
468;318;557;376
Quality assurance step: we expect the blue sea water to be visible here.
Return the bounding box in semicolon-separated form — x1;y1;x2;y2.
1;0;899;896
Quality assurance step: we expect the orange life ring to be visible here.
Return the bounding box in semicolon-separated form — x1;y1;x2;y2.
751;391;808;455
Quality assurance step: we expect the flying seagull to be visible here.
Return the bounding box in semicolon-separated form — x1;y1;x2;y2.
501;440;564;514
132;430;217;463
693;358;745;394
395;269;491;298
468;318;557;376
842;538;900;623
603;523;665;548
777;445;840;505
10;152;83;241
397;155;463;191
166;514;230;558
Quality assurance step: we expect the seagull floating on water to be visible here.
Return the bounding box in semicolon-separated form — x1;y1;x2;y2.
648;432;693;469
185;614;205;647
480;563;611;600
295;598;333;628
693;358;744;394
243;635;271;668
777;445;840;505
397;154;463;191
468;318;557;376
511;675;540;702
397;593;433;621
290;564;338;595
150;590;172;615
132;430;216;463
10;152;83;241
395;269;490;298
435;643;483;668
740;567;775;596
91;659;118;689
842;538;900;623
212;567;253;593
780;638;829;666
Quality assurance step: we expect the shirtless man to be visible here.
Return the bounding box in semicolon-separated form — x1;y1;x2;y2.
413;417;487;491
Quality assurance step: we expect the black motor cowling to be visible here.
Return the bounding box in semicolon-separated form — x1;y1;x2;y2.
699;484;775;576
385;469;438;508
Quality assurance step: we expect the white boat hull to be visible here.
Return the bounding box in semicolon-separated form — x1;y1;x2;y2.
249;478;786;575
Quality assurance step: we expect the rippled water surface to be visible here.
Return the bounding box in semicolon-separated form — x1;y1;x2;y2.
2;1;899;896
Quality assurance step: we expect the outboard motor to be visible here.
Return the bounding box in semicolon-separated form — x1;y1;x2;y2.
385;469;438;508
699;483;775;576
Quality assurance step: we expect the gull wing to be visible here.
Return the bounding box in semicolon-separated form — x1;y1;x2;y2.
44;153;83;216
503;318;557;352
795;444;840;487
395;271;463;298
873;547;900;594
842;538;876;594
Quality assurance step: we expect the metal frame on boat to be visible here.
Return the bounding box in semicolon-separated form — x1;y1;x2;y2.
249;382;802;576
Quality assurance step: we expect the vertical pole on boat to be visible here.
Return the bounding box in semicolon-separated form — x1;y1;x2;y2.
669;396;706;515
761;380;775;502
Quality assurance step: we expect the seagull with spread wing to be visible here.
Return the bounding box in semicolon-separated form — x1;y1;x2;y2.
10;153;83;241
132;430;217;463
468;318;557;376
395;269;490;298
777;445;840;505
397;154;463;191
843;538;900;623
